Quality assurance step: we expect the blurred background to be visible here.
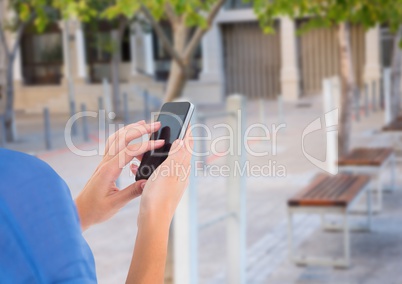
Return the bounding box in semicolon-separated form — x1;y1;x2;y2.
1;0;402;283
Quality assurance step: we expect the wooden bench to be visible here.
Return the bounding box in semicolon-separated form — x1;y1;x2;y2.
288;174;372;268
337;147;396;213
382;117;402;131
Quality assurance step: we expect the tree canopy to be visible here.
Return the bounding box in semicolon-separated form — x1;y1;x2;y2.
253;0;402;33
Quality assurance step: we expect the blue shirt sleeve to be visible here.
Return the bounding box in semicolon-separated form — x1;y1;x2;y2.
0;149;97;283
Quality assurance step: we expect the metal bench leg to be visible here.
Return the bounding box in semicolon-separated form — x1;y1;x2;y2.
289;208;352;268
389;154;397;192
366;189;372;230
287;209;294;261
375;174;383;213
320;213;326;229
341;212;351;268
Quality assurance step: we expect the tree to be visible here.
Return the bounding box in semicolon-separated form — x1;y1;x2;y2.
57;0;227;103
0;0;58;141
253;0;402;157
104;0;228;102
54;0;132;118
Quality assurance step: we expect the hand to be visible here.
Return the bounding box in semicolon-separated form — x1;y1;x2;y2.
137;128;194;228
75;120;164;231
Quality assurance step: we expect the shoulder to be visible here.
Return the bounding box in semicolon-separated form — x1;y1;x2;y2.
0;149;61;184
0;148;54;174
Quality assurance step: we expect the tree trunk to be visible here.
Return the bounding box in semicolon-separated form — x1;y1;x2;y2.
391;25;402;118
164;21;189;102
164;62;187;102
4;54;17;142
111;29;122;118
337;23;356;157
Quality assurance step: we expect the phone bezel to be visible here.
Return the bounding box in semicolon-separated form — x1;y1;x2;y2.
153;102;194;141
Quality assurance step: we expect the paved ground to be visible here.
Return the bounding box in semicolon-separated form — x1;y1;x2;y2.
3;95;402;284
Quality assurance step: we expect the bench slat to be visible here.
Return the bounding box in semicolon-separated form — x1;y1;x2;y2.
338;147;393;166
288;174;370;207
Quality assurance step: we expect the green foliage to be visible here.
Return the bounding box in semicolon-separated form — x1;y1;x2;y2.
54;0;220;29
6;0;59;33
253;0;402;34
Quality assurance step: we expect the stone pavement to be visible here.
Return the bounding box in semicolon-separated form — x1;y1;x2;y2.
3;96;402;284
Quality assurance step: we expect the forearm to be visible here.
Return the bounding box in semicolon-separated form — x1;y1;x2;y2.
126;212;171;284
74;195;93;232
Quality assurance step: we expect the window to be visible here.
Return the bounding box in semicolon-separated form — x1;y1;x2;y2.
224;0;252;10
85;21;131;83
21;23;63;85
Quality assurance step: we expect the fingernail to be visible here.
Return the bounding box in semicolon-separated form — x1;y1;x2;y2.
141;182;146;189
155;139;165;144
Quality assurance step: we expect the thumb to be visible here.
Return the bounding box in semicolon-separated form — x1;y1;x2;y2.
115;180;147;206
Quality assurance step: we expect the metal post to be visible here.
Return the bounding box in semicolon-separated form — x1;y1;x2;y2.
123;92;130;125
0;115;5;147
376;174;383;212
372;81;377;112
384;68;392;124
258;97;266;124
323;79;338;175
198;116;207;165
98;96;104;111
287;210;294;260
102;78;113;120
174;112;199;284
354;88;361;122
70;101;77;136
364;83;369;117
226;94;247;284
143;89;150;122
277;94;284;124
43;107;52;150
390;154;396;192
62;20;77;137
343;212;350;267
81;104;89;142
380;78;385;110
366;189;372;229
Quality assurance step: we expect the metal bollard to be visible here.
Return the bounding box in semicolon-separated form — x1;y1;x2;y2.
198;116;207;165
277;94;284;124
69;101;78;136
143;90;150;122
0;115;6;147
43;108;52;150
364;83;369;117
354;89;360;122
123;92;130;125
81;104;90;142
380;79;385;110
98;96;104;111
372;81;377;112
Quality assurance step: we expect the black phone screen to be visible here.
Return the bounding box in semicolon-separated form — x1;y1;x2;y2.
136;112;187;180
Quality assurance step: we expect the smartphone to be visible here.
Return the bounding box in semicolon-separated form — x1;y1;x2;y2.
136;102;195;180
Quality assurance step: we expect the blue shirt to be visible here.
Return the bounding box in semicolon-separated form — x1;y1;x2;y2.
0;149;97;283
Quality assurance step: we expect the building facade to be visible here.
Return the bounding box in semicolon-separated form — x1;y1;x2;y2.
0;4;392;114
